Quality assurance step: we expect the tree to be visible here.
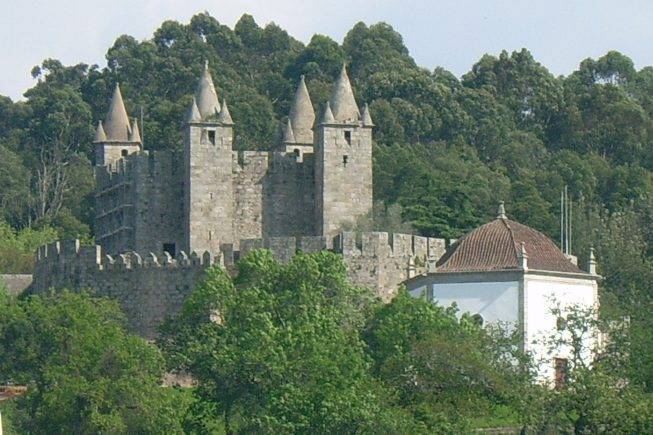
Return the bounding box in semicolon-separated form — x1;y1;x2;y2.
0;290;184;433
160;250;418;433
364;291;534;431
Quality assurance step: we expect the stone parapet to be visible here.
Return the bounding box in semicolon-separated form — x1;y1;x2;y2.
32;231;450;335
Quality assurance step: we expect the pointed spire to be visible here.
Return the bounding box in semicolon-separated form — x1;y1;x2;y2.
361;103;374;127
329;64;360;123
587;246;597;275
218;100;233;125
128;118;141;143
195;61;220;120
289;75;315;143
104;83;131;141
94;121;107;143
321;101;335;125
282;119;296;143
518;242;529;270
497;201;507;219
185;97;202;124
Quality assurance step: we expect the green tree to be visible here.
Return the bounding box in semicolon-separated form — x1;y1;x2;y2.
160;250;417;433
0;290;184;433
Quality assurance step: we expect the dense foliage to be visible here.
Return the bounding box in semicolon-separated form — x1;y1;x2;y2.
160;251;651;433
0;290;186;433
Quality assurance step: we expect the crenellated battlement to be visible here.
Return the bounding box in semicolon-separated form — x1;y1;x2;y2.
33;231;450;336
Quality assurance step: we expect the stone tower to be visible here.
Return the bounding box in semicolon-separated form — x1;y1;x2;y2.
315;65;373;238
182;62;235;254
94;83;141;167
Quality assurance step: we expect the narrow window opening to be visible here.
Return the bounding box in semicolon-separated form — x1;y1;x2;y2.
343;155;349;166
344;130;352;145
163;243;176;258
209;231;212;241
208;130;216;145
121;149;128;157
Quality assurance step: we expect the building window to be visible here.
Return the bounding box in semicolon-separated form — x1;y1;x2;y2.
121;149;128;157
343;155;349;166
208;130;216;145
554;358;568;389
163;243;176;257
344;130;352;145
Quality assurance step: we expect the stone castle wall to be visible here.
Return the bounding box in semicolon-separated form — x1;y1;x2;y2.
32;232;448;337
95;151;184;256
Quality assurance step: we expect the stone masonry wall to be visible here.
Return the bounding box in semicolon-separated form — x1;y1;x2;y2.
32;232;449;337
95;151;185;256
233;151;316;244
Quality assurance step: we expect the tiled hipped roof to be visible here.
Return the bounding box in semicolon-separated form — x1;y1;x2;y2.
436;218;584;274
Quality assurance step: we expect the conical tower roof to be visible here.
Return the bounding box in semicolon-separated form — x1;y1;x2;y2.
185;97;202;124
361;103;374;127
129;118;141;143
94;121;107;143
104;83;131;141
282;119;296;143
218;100;233;125
321;101;335;125
195;61;220;120
289;75;315;143
329;64;360;123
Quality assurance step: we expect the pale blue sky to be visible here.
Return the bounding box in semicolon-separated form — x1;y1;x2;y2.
2;0;652;101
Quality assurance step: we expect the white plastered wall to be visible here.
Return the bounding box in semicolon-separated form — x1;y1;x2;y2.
409;279;520;328
524;273;599;382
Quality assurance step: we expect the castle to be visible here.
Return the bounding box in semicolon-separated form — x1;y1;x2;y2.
32;63;450;337
93;62;374;256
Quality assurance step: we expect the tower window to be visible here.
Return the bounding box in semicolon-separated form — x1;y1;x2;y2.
343;155;349;166
344;130;352;145
121;149;128;157
208;130;216;145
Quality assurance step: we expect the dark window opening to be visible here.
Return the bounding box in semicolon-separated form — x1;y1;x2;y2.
208;130;216;145
163;243;176;258
121;149;128;157
344;130;352;145
554;358;568;389
293;148;300;157
343;155;349;166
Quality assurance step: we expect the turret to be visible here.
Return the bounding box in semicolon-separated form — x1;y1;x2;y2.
182;61;235;254
281;75;316;157
315;64;373;238
94;83;141;167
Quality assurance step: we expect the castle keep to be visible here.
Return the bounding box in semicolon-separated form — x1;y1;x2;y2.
33;63;449;336
93;63;373;256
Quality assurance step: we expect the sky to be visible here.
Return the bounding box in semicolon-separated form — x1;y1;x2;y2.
1;0;652;101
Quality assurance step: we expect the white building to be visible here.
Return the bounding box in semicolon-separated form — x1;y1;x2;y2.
405;203;600;384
